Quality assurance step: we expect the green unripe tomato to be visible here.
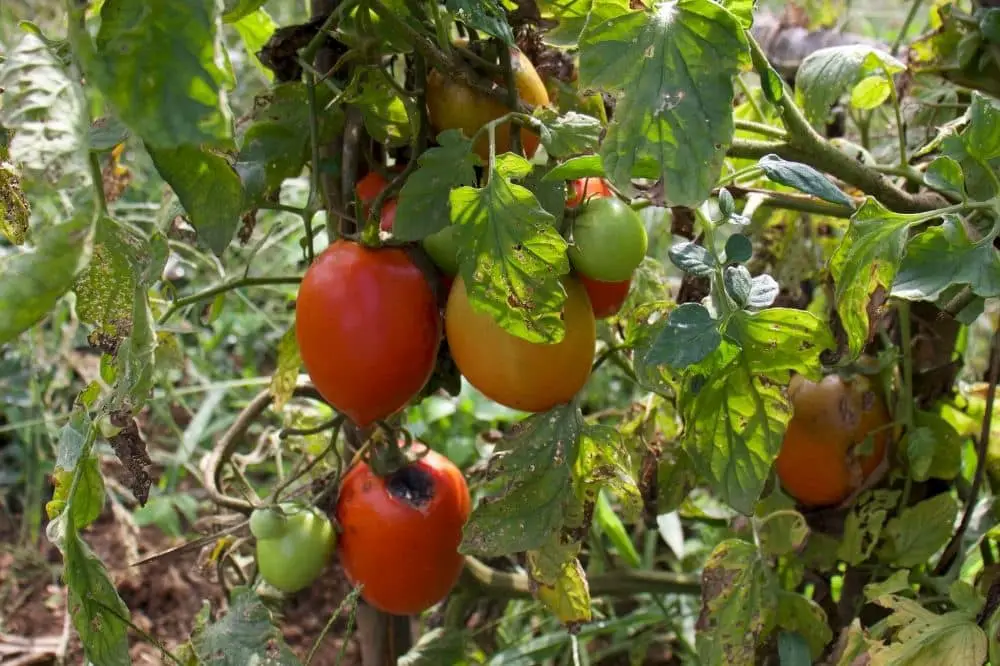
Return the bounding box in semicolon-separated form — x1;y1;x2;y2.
254;504;335;593
249;507;289;540
568;197;648;282
422;224;461;277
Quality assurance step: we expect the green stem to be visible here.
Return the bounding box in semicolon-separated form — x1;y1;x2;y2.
736;74;767;122
891;0;926;56
725;186;856;218
733;119;787;141
885;67;910;170
88;152;107;220
158;276;302;325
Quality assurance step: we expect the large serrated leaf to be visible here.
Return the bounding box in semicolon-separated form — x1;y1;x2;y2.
86;0;235;149
830;198;921;358
578;0;748;206
0;215;94;345
0;32;91;188
147;144;244;256
451;170;570;344
697;539;779;665
460;405;583;556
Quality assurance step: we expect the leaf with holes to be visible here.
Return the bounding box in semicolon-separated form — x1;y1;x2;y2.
451;165;570;344
837;489;900;565
697;539;779;664
394;131;479;241
460;404;583;556
270;324;302;412
830;198;921;357
575;423;642;521
578;0;748;206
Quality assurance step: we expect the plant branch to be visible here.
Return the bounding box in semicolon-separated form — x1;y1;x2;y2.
725;185;856;218
733;118;787;141
934;324;1000;575
157;276;302;325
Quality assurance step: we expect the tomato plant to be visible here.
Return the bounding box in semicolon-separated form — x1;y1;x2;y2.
568;196;648;282
251;504;336;593
336;443;471;616
578;273;632;320
295;240;441;426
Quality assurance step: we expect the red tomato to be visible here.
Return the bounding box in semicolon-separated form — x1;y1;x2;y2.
295;240;441;426
379;198;397;232
566;178;613;208
578;274;631;319
356;172;389;210
336;443;472;615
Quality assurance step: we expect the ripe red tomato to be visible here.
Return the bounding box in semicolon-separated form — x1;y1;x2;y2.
578;274;631;319
379;198;397;232
445;275;595;412
356;171;389;210
295;240;441;426
251;504;336;593
775;374;890;507
426;44;550;162
566;178;613;208
336;443;471;615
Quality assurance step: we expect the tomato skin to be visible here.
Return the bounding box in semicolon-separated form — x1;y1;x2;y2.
569;197;648;282
295;240;441;426
356;171;389;209
775;374;890;507
578;274;631;319
255;504;336;593
336;444;471;616
379;198;397;232
445;275;595;412
426;46;550;162
566;178;613;208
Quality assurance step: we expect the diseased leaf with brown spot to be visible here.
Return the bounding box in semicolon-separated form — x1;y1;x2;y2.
697;538;779;665
269;323;301;411
108;410;154;505
529;535;592;628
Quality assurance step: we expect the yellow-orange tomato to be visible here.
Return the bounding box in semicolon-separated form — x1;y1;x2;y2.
445;276;595;412
426;46;550;162
775;374;891;507
295;240;441;426
336;443;471;616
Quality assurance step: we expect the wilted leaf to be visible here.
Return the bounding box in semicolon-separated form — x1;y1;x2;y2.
529;540;592;627
697;539;779;664
190;586;300;665
460;405;583;556
0;158;30;244
575;424;641;521
452;168;570;343
830;198;921;357
578;0;748;206
47;458;105;529
270;324;301;412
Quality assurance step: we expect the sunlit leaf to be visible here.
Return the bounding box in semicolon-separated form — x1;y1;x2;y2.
575;424;642;521
533;108;603;158
542;0;629;48
232;9;277;81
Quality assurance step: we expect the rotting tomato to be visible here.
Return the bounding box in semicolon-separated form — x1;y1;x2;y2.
251;504;336;593
445;275;595;412
295;240;441;426
569;196;648;283
578;273;631;319
426;43;549;162
566;177;613;208
775;373;891;507
336;443;471;616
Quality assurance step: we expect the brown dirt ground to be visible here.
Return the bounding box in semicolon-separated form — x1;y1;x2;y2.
0;508;360;666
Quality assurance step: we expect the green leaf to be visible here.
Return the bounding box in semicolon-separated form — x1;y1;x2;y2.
542;154;606;181
190;586;300;665
223;0;267;22
349;69;411;146
147;144;244;256
0;32;91;188
232;9;277;81
270;324;301;413
47;457;105;529
870;596;986;666
86;0;235;149
0;215;94;345
533;108;603;158
460;405;583;556
757;154;855;207
542;0;630;48
0;158;30;245
795;45;904;126
697;539;779;665
399;628;471;666
983;9;1000;44
923;156;965;198
724;265;752;308
892;216;1000;303
940;135;999;202
594;491;642;567
838;489;900;566
880;493;959;568
445;0;515;44
910;410;963;481
850;75;891;110
964;92;1000;161
394;130;479;241
48;515;131;666
724;233;753;263
668;240;716;277
578;0;748;206
576;424;642;521
636;302;721;371
776;593;833;660
777;632;812;666
757;509;808;557
452;169;571;344
830;198;921;357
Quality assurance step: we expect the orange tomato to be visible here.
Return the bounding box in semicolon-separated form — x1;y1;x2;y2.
775;374;891;507
578;274;631;319
336;443;471;615
445;276;595;412
426;45;550;162
566;178;613;208
295;240;441;426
